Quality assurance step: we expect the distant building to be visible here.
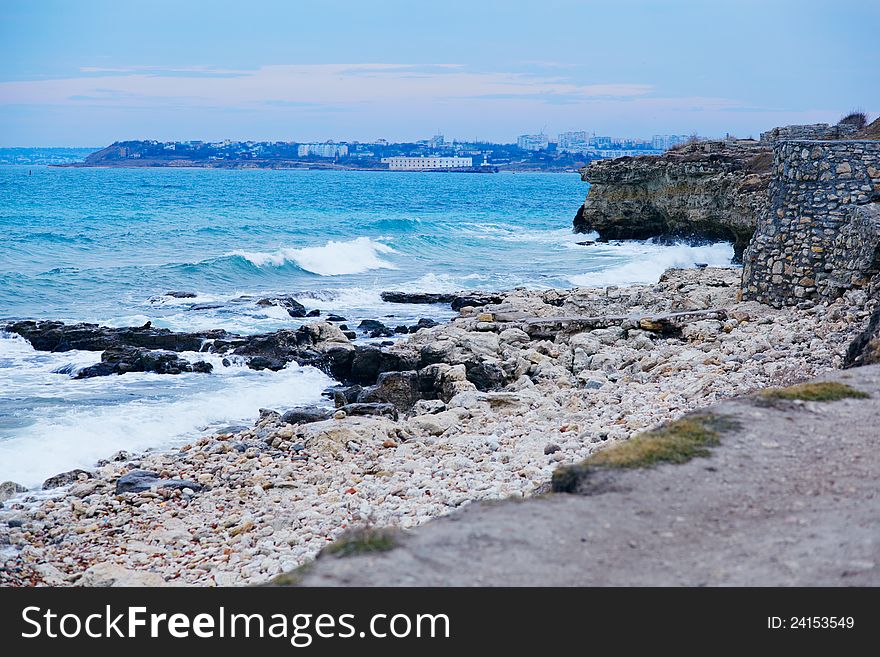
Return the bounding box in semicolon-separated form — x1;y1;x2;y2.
651;134;690;151
557;131;590;153
297;143;349;158
380;156;472;170
517;133;549;151
429;134;445;148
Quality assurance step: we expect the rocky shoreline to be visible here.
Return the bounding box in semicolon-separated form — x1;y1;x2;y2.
1;266;875;586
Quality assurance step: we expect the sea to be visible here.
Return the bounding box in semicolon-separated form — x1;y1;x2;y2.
0;166;734;488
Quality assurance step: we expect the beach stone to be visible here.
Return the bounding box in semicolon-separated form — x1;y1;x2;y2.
256;295;307;318
42;469;92;490
0;481;27;503
337;403;399;420
115;470;201;495
78;563;167;587
281;407;333;425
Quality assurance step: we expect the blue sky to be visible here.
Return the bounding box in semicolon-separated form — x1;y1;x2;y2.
0;0;877;146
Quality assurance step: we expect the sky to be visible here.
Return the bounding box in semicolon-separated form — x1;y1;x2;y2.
0;0;877;146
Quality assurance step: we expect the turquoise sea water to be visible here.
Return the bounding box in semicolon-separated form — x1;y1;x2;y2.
0;166;733;486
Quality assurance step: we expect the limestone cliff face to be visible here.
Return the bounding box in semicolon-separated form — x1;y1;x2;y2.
574;140;773;260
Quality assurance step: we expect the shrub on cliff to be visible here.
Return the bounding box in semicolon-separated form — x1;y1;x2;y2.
839;111;868;130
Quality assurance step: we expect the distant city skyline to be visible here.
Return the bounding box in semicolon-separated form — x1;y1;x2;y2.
1;0;878;146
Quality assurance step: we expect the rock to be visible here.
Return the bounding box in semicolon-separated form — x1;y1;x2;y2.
78;563;167;587
338;403;399;420
165;291;197;298
331;384;363;407
247;356;286;371
544;443;561;455
464;360;506;391
0;481;27;503
74;345;209;378
450;294;504;311
408;409;467;436
326;314;347;322
191;360;214;373
115;470;202;495
358;319;394;338
380;292;457;305
5;320;229;353
306;309;321;317
42;469;92;490
415;318;439;330
844;305;880;368
281;407;333;425
358;370;424;410
411;399;446;415
256;295;308;318
574;139;772;260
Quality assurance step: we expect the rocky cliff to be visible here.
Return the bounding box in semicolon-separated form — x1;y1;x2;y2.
573;140;773;260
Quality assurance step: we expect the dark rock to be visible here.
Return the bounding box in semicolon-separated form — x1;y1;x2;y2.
290;443;305;452
358;319;394;338
4;320;229;353
415;318;439;330
380;292;457;305
256;295;308;318
74;346;199;378
358;370;423;410
115;470;202;495
450;294;504;311
464;360;506;391
306;309;321;317
338;403;399;420
544;443;562;455
348;346;416;385
281;407;332;425
42;469;93;490
844;306;880;368
326;314;347;322
394;325;410;334
166;291;197;298
221;358;231;367
189;303;224;311
331;385;363;407
342;331;357;340
247;356;286;371
191;360;214;373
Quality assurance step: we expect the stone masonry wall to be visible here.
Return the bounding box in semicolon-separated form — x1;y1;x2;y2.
760;123;859;144
742;140;880;305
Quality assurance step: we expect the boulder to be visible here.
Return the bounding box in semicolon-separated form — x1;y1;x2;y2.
281;407;333;425
256;295;307;317
115;470;202;495
0;481;27;503
337;402;399;420
74;346;201;378
42;469;92;490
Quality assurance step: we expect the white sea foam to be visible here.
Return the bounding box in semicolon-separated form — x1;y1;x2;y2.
230;237;398;276
568;242;735;287
0;335;333;488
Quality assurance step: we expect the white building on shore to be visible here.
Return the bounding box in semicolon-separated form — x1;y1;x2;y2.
297;143;349;158
516;133;549;151
381;156;472;170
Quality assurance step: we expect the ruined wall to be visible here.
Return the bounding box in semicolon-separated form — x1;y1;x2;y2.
742;140;880;305
760;123;860;144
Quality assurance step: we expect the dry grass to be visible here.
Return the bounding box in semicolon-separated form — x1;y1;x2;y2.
759;381;869;402
321;526;399;558
551;413;736;492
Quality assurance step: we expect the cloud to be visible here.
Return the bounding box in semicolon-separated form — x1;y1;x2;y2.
0;63;654;110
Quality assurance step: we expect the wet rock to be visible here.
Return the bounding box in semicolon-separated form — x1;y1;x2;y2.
306;309;321;317
191;360;214;373
0;481;27;503
450;294;504;311
246;356;285;371
338;403;399;420
358;319;394;338
43;469;93;490
77;346;206;378
281;407;333;425
380;292;457;305
115;470;202;495
165;291;197;298
256;295;308;318
5;320;229;353
326;314;347;322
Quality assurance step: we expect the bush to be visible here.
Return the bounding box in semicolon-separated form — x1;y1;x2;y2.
839;111;868;129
